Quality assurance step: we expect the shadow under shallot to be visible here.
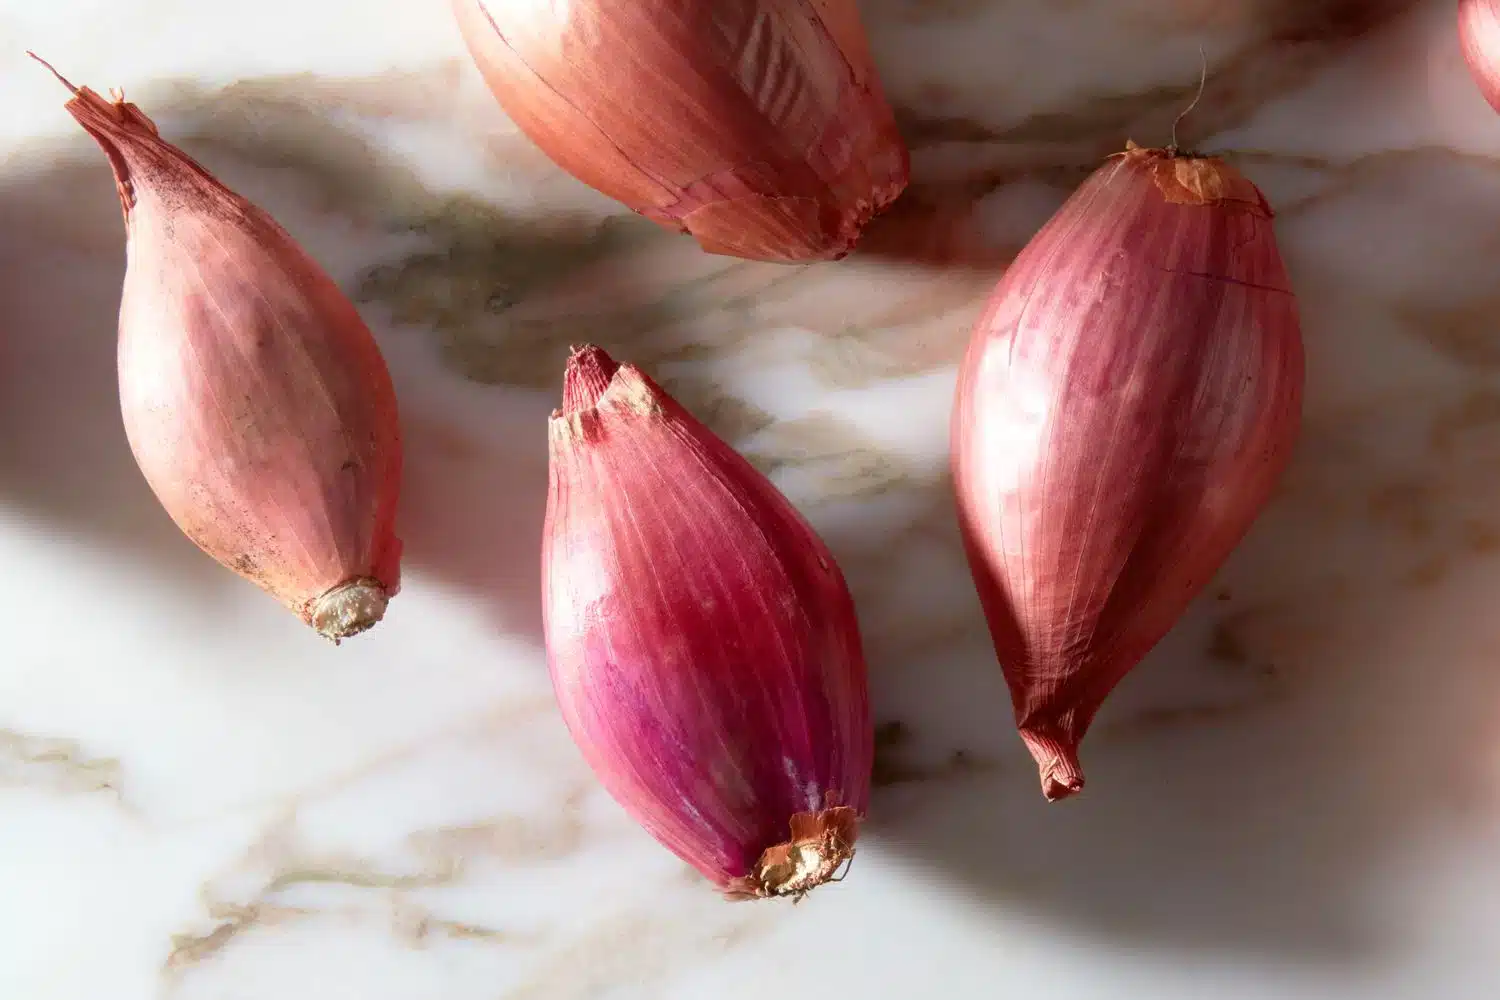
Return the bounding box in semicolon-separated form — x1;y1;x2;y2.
386;367;554;645
854;393;1500;963
831;188;1500;971
850;187;1022;273
0;149;238;615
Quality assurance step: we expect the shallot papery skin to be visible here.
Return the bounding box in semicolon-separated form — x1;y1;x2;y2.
450;0;910;263
37;57;403;641
1460;0;1500;112
543;346;872;898
951;144;1304;800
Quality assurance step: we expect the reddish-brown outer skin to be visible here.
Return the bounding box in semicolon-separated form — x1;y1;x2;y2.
951;147;1305;800
543;349;872;892
451;0;910;263
62;84;403;631
1460;0;1500;113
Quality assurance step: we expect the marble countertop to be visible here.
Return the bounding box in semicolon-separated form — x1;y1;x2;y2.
4;0;1500;996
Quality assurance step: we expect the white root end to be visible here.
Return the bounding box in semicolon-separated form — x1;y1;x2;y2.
310;578;389;643
723;804;860;901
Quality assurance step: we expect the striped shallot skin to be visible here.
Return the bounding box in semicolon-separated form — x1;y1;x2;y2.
951;145;1305;801
451;0;909;263
543;347;871;898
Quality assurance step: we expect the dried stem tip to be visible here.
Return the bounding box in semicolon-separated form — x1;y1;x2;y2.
1113;141;1270;212
1021;732;1086;803
26;51;80;94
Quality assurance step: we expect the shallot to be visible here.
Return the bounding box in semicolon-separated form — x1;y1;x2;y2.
451;0;910;263
36;56;403;641
543;346;872;897
951;143;1304;799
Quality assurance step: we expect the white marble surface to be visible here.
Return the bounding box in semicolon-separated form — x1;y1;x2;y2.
4;0;1500;996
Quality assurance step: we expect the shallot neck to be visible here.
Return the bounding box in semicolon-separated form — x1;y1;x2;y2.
561;345;621;413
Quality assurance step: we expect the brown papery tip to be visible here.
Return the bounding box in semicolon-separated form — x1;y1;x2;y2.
1114;140;1271;216
310;578;389;643
723;805;860;901
26;51;80;94
561;345;621;415
28;51;162;216
1020;730;1086;802
27;51;156;131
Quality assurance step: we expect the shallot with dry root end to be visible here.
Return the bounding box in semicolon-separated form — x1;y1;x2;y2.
451;0;910;263
951;142;1305;800
1460;0;1500;112
33;55;403;642
543;346;872;898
